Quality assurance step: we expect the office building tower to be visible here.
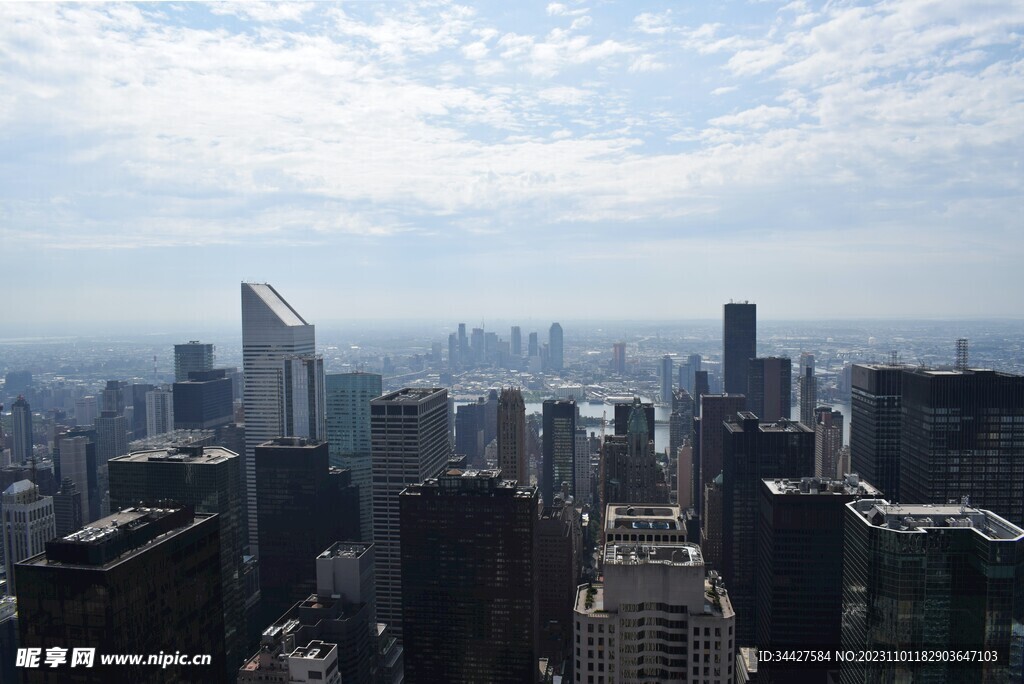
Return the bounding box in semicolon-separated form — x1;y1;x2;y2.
687;353;702;394
454;400;485;466
497;388;527;483
255;438;360;622
757;476;880;683
850;363;902;500
900;368;1024;525
174;340;214;382
601;400;662;505
575;542;735;683
144;387;174;437
697;394;746;515
282;355;326;440
242;282;316;553
612;342;626;374
94;411;127;468
400;469;536;683
74;395;98;427
10;397;32;464
172;369;233;430
722;413;814;644
1;480;55;594
677;443;694;508
16;505;225;683
536;498;582;675
660;355;674;404
108;445;245;673
542;399;576;506
447;332;458;369
814;407;844;480
56;430;103;524
669;389;694;460
483;388;498;447
470;327;484;365
575;427;591;505
325;372;382;542
702;474;724;570
528;331;539;357
52;477;83;538
693;371;710;416
128;383;153;439
613;400;655;444
100;380;126;416
723;302;756;395
510;326;522;356
843;499;1024;683
371;388;449;642
747;357;791;422
549;322;564;372
798;365;818;427
457;322;468;363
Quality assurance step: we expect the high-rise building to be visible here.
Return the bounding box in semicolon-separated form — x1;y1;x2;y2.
447;332;458;370
549;322;564;372
74;395;98;427
242;282;316;553
669;389;694;461
677;443;694;508
1;480;55;594
56;430;104;524
536;498;582;676
746;357;791;422
325;372;382;542
144;387;174;437
702;473;724;571
814;407;844;480
756;476;880;683
686;353;702;395
11;396;32;463
843;498;1024;683
370;388;449;642
899;368;1024;525
612;342;626;375
454;399;485;466
16;505;225;683
483;388;498;447
94;411;127;468
798;365;818;428
613;400;655;444
470;327;484;365
174;340;214;382
497;388;527;484
282;355;326;440
52;477;83;538
100;380;126;416
575;427;591;505
255;438;360;622
693;371;710;416
400;468;536;683
697;394;746;515
510;326;522;357
172;369;233;430
575;542;735;683
601;400;662;505
849;363;902;500
108;445;245;673
129;383;154;439
660;355;674;404
457;323;468;365
723;302;756;395
528;332;539;358
722;412;814;644
542;399;576;506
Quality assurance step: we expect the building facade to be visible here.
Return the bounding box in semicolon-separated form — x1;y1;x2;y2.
723;302;756;395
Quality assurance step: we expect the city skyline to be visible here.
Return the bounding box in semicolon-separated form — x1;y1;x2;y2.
3;1;1023;325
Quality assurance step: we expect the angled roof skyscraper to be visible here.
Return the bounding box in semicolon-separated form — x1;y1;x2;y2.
242;282;316;554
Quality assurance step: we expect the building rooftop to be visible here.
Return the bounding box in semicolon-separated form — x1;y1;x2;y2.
243;282;309;327
373;387;445;403
403;468;536;497
114;445;236;465
604;542;703;567
574;583;609;616
259;437;322;449
763;474;882;497
848;499;1024;541
289;640;335;662
318;542;372;560
605;503;683;531
2;479;36;497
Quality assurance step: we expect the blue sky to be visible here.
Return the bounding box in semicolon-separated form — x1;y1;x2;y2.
2;1;1022;328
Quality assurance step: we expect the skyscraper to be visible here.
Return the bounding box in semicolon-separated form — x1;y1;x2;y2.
850;363;902;500
52;477;83;537
612;342;626;375
601;399;662;505
370;388;450;642
1;480;55;594
697;394;746;516
723;302;756;395
497;387;527;484
174;340;214;382
172;369;233;430
144;387;174;437
129;383;154;439
798;365;818;428
660;355;674;403
613;400;655;444
16;505;225;683
510;326;522;356
693;370;710;416
535;498;581;675
108;445;245;673
528;332;539;358
400;469;536;683
56;431;103;524
94;410;128;468
814;407;844;479
549;322;564;372
455;399;485;466
899;368;1024;525
10;396;32;463
542;399;576;506
470;327;484;365
241;282;316;553
282;355;326;440
669;389;694;461
722;412;814;644
325;372;382;542
842;498;1024;683
746;356;791;422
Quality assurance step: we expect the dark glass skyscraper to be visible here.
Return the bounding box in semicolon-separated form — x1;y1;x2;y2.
172;369;233;430
11;396;33;463
723;302;756;395
542;399;576;506
850;364;903;500
399;468;536;684
747;356;791;422
174;340;214;382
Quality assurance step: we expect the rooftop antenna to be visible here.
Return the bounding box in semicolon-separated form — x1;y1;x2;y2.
955;338;968;371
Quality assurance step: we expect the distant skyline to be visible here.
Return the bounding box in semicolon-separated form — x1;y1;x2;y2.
3;1;1023;325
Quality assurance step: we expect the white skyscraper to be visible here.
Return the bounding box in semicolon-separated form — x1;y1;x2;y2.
145;387;175;437
2;480;56;594
241;283;315;553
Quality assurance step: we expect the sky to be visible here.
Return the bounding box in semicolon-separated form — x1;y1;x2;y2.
2;1;1023;329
